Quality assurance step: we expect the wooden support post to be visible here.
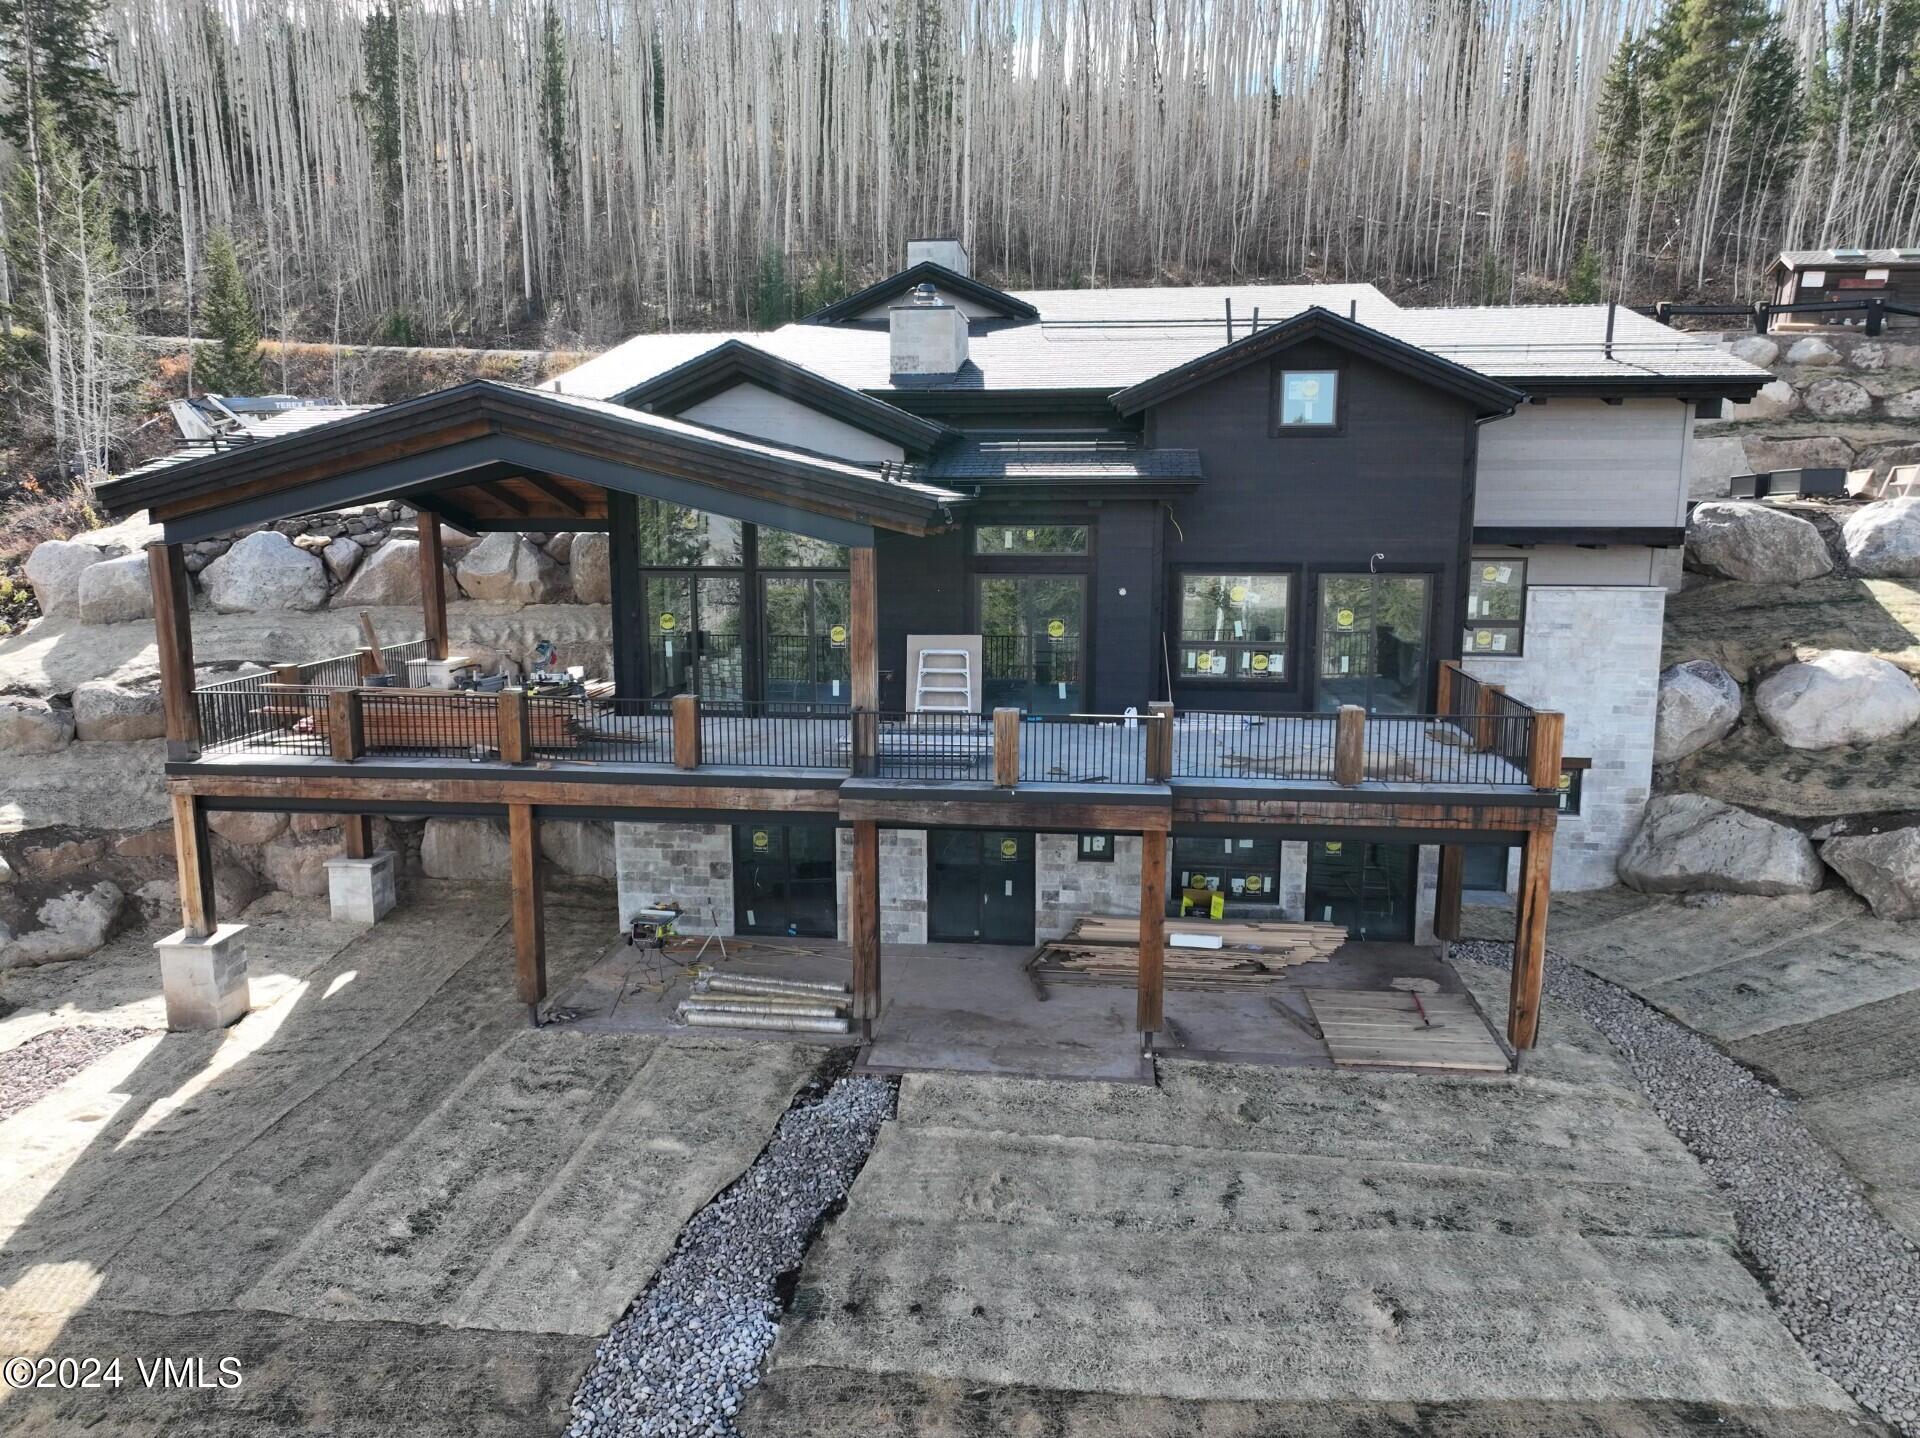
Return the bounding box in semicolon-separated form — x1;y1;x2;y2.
508;803;546;1020
848;545;878;715
1475;681;1506;752
1136;828;1167;1039
417;511;449;660
270;663;303;688
850;707;877;777
1527;711;1567;791
849;819;881;1033
1146;701;1174;782
1508;824;1554;1051
1435;844;1466;942
355;646;380;680
343;814;374;860
498;689;531;764
1332;705;1366;785
327;690;365;760
671;693;700;769
170;790;216;940
148;542;201;761
992;707;1020;787
1435;660;1457;719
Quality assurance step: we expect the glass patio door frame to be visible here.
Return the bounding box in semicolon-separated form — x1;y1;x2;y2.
971;571;1090;716
1303;839;1417;941
1310;567;1438;714
759;571;852;707
641;569;748;703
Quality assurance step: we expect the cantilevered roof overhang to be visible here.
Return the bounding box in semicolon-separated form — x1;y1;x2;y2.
95;380;968;546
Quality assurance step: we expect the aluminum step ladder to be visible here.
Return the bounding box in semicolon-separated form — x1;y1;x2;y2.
913;647;974;713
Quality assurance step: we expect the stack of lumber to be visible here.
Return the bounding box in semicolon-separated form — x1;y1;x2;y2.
1030;914;1346;990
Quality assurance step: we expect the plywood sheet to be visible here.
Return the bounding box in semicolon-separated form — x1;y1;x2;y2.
1306;990;1509;1073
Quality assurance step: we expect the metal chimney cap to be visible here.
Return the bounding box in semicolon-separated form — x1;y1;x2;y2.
911;282;940;306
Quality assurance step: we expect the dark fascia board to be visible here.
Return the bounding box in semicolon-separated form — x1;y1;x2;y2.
803;261;1040;324
1112;305;1525;418
1474;526;1686;548
614;339;960;456
1507;376;1769;401
97;380;965;542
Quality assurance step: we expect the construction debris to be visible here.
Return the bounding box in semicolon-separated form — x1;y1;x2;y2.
675;969;854;1034
1029;914;1347;990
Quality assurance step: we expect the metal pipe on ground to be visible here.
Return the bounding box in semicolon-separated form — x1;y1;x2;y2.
680;997;846;1020
690;984;847;1009
678;1009;850;1034
700;972;850;999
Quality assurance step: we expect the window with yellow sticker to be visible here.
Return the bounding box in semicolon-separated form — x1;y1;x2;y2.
1177;572;1289;683
1463;558;1526;657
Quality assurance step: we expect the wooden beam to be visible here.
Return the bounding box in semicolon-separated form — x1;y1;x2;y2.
671;693;700;768
1527;711;1567;791
271;663;304;687
838;793;1172;833
355;646;381;680
171;790;216;939
992;708;1020;788
417;510;449;660
1435;660;1458;718
358;609;385;659
343;814;374;860
147;542;201;760
497;689;530;764
1146;701;1174;783
327;690;365;760
1508;824;1554;1051
849;819;880;1029
411;494;484;536
1434;844;1466;942
1136;828;1167;1036
175;772;846;815
508;803;546;1016
848;545;878;715
519;471;588;516
476;478;531;516
1333;705;1366;786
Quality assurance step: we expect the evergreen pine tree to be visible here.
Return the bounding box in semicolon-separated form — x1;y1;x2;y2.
196;229;264;396
1566;244;1605;303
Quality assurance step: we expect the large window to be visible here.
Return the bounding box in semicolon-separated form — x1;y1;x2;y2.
1171;836;1280;908
636;498;743;567
977;574;1085;713
974;524;1088;557
1464;558;1526;657
1178;573;1290;683
1316;573;1431;713
1277;370;1339;428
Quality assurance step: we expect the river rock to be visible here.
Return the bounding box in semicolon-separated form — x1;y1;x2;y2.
203;531;329;612
208;810;289;846
337;538;423;606
571;533;611;604
1686;500;1833;583
1785;336;1843;366
1654;660;1742;763
72;679;166;743
421;817;512;880
77;552;154;625
456;533;563;604
1727;335;1778;367
24;539;107;619
1618;795;1824;896
0;881;125;967
1802;376;1873;419
542;819;614;879
1821;828;1920;920
1841;498;1920;577
1755;650;1920;749
0;696;76;754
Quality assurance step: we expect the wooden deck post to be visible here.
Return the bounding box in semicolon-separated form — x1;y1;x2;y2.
1146;701;1174;782
270;663;303;688
1434;844;1466;942
1136;828;1167;1041
1332;705;1367;785
1435;660;1457;718
671;693;700;768
170;790;217;940
992;707;1020;787
849;819;881;1037
148;542;201;761
342;814;374;860
508;803;546;1021
355;646;381;680
1527;711;1567;791
1475;682;1506;752
327;690;365;760
417;511;449;660
1508;824;1554;1051
498;689;531;764
848;545;878;715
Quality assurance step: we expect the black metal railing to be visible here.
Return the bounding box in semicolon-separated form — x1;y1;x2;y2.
1362;714;1532;787
357;689;504;760
1647;296;1920;336
1017;714;1148;785
866;711;995;780
700;700;850;770
1170;710;1337;781
197;680;330;757
527;695;676;764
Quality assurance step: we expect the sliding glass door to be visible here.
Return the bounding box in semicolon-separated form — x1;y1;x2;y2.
762;575;851;705
976;574;1085;714
643;575;744;701
1316;573;1432;713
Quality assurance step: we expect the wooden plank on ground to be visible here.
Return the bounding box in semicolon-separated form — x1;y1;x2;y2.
1305;991;1509;1072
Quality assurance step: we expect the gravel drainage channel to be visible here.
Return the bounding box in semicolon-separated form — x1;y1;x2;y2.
1457;939;1920;1436
0;1025;152;1123
564;1049;898;1438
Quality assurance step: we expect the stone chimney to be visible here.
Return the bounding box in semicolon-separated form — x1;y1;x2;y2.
906;237;970;276
890;283;969;376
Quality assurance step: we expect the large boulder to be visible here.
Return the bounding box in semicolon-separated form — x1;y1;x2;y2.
1654;660;1742;763
1755;650;1920;749
208;810;289;847
0;881;125;967
1840;498;1920;578
76;552;154;625
456;532;564;604
0;696;76;754
541;819;614;879
1802;376;1873;419
1785;336;1843;366
1885;388;1920;421
1740;435;1855;473
1727;380;1799;421
571;533;611;604
202;531;329;613
322;536;363;583
72;679;166;743
1689;436;1751;500
1726;335;1779;367
420;817;511;879
1619;795;1824;897
1821;828;1920;920
259;833;336;897
337;538;423;606
24;539;108;619
1686;500;1832;583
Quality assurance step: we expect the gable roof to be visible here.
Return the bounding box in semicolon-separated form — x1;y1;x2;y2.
97;380;967;544
804;261;1040;324
613;339;958;454
1110;306;1525;416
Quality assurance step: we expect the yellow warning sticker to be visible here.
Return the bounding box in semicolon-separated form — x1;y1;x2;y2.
1336;608;1355;628
752;829;770;848
1229;584;1246;603
829;623;847;645
1482;564;1500;582
999;838;1018;859
1251;653;1269;672
1474;629;1493;649
1046;618;1066;640
658;612;676;631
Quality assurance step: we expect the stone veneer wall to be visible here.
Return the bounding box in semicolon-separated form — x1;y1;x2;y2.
615;821;733;934
1464;585;1665;891
835;828;928;945
1035;833;1143;939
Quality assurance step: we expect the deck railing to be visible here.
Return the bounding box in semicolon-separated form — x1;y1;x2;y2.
1017;713;1151;785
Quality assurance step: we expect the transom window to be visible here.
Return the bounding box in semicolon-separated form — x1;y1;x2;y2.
1464;558;1526;657
1178;573;1289;682
974;524;1088;556
1278;370;1339;428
